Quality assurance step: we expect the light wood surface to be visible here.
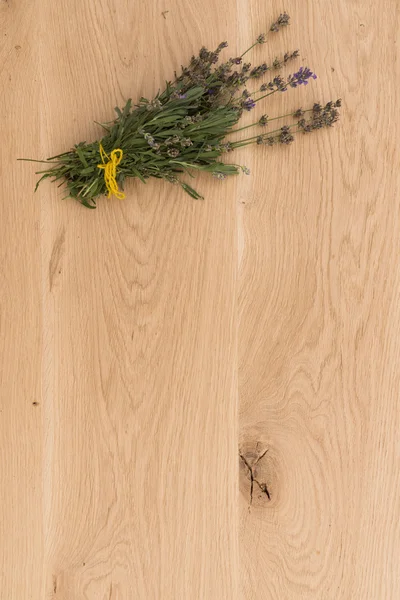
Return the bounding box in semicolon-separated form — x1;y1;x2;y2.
1;0;399;598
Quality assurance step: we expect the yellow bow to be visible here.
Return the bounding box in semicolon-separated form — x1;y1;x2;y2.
97;143;126;199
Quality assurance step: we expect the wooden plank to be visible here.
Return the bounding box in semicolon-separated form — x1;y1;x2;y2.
0;1;44;598
3;0;400;597
238;1;400;598
37;1;239;598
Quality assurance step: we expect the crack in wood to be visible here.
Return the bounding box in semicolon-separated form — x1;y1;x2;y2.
239;451;271;506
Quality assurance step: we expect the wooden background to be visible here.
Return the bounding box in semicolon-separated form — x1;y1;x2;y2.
1;0;399;598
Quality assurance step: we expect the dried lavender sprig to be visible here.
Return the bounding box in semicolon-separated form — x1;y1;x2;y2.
272;50;300;69
231;123;301;147
270;12;290;32
248;49;299;80
226;67;317;115
253;67;318;104
230;100;341;148
176;32;298;109
227;105;323;134
240;12;290;58
219;48;299;109
240;38;265;59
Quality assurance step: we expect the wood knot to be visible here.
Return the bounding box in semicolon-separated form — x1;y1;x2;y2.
239;441;274;509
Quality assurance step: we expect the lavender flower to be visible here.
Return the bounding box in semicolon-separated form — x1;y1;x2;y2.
214;60;234;81
249;63;268;78
272;49;299;70
288;66;317;88
242;97;256;111
257;33;267;44
198;47;219;64
220;142;233;152
199;47;209;60
226;71;242;87
171;90;187;100
180;138;193;147
297;100;340;132
266;75;287;92
284;50;300;63
270;12;290;32
257;129;293;146
145;98;163;110
144;133;160;149
279;126;294;144
272;57;282;70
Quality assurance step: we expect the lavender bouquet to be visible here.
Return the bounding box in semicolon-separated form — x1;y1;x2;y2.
21;13;340;208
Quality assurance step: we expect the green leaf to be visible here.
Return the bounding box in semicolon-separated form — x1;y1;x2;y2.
180;182;204;199
80;166;95;175
76;147;88;168
131;167;147;183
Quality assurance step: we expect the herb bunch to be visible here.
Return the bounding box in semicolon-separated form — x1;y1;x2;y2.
22;12;341;208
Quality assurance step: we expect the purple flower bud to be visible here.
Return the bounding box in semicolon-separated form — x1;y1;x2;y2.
242;97;256;111
288;66;317;88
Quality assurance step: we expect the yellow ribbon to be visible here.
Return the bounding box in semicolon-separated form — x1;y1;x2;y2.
97;143;126;199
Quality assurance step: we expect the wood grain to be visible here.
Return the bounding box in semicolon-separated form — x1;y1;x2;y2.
0;0;43;597
1;0;399;598
238;1;400;598
2;1;239;598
